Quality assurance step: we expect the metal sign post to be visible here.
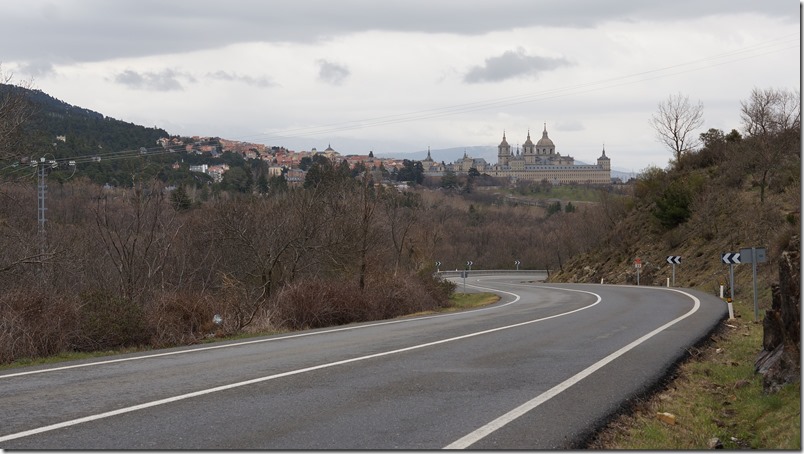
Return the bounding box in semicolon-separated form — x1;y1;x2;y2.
740;247;767;321
634;258;642;286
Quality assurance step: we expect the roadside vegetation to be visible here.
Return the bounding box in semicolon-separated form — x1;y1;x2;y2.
562;88;801;449
587;298;800;449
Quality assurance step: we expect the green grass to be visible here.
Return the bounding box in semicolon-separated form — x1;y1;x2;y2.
0;329;289;372
588;298;801;450
0;347;148;371
502;184;607;204
446;292;501;310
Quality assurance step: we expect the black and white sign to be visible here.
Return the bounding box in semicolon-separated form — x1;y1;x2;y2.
666;256;681;265
721;252;741;264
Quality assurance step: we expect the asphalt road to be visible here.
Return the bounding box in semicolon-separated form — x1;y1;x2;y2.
0;275;727;449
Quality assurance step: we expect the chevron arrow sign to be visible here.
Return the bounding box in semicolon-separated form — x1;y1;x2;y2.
666;256;681;265
721;252;741;264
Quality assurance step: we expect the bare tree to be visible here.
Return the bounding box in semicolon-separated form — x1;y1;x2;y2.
740;87;801;203
650;93;704;166
380;187;420;276
0;66;35;162
92;183;179;303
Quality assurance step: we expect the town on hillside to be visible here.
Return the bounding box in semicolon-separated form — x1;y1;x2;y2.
165;124;618;187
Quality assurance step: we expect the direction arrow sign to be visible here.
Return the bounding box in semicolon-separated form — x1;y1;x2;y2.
721;252;741;264
666;256;681;265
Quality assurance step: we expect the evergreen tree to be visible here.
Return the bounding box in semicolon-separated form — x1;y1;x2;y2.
170;186;192;211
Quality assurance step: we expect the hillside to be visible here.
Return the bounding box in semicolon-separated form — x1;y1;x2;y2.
549;157;799;299
0;83;169;159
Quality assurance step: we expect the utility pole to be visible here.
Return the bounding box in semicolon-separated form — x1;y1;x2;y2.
37;158;48;252
31;157;75;267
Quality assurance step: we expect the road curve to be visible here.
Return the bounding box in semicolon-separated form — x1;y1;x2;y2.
0;275;726;449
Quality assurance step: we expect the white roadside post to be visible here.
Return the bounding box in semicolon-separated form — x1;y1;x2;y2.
666;256;681;287
721;252;741;320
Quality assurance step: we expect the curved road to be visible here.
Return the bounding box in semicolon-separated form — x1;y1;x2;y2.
0;275;726;449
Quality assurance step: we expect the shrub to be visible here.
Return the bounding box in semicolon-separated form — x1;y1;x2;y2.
0;290;77;364
272;278;362;330
72;291;149;351
272;272;455;331
653;181;692;228
145;291;218;347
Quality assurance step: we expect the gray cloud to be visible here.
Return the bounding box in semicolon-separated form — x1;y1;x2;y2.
113;69;195;91
317;60;350;86
207;70;275;87
463;48;572;84
2;0;794;64
18;60;56;78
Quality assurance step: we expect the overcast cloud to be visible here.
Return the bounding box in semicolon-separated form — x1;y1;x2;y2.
317;60;351;86
207;71;276;88
1;0;799;172
113;69;195;91
464;48;573;83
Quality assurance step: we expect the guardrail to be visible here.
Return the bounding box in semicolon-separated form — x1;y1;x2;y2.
436;269;549;279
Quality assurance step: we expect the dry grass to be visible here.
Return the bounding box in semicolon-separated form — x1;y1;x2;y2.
586;298;801;450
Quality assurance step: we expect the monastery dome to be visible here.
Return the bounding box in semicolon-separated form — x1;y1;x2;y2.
536;124;554;147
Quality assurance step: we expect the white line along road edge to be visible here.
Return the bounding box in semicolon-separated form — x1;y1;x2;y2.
0;286;598;443
0;281;522;380
443;287;701;449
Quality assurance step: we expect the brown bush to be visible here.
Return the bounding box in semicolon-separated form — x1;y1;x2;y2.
272;272;453;331
145;291;218;348
272;278;362;330
0;289;77;364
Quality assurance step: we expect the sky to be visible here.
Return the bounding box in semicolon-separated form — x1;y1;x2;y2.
1;0;800;173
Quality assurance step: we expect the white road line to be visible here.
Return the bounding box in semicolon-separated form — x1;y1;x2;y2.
443;287;701;449
0;282;524;380
0;287;599;443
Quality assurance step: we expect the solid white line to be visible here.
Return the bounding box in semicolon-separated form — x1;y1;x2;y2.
443;287;701;449
0;284;522;380
0;287;599;443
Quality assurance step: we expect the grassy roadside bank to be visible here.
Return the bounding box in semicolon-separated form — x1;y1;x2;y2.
586;298;801;450
0;292;500;371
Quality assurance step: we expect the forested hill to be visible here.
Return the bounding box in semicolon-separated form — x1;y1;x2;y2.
1;83;169;159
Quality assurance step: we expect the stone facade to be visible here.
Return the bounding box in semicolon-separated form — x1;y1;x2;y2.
423;125;612;185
